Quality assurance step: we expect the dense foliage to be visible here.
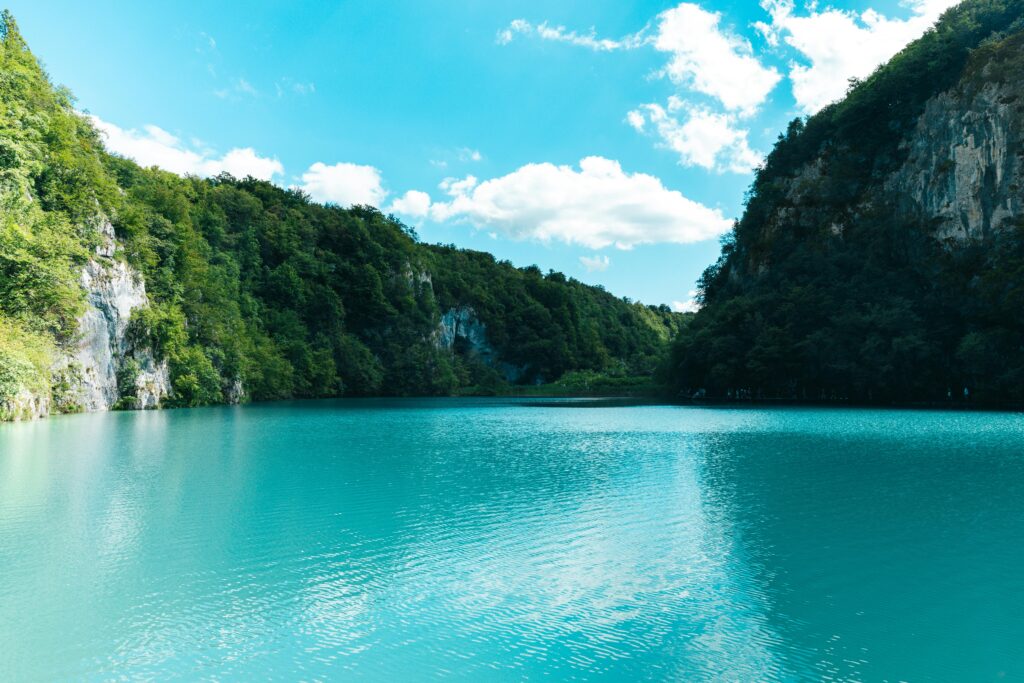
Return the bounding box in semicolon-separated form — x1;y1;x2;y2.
0;11;680;410
664;0;1024;404
0;10;111;408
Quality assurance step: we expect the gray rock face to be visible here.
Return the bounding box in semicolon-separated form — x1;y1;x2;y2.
226;378;245;405
888;78;1024;240
437;306;492;357
752;57;1024;271
134;349;172;410
55;257;170;413
1;388;50;422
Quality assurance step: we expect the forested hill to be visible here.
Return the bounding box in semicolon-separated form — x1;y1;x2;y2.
0;12;682;419
664;0;1024;405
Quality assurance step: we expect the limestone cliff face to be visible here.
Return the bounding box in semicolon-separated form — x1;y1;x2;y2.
53;222;171;414
888;74;1024;240
1;388;50;422
437;306;492;358
748;47;1024;268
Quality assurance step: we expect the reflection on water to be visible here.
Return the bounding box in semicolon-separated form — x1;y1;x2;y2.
1;400;1022;680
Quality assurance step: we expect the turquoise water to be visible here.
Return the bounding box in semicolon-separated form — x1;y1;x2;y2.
1;400;1022;681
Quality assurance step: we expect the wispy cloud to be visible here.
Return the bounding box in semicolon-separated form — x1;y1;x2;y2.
214;78;260;100
579;254;611;272
197;31;217;52
275;78;316;97
236;78;257;96
497;18;648;51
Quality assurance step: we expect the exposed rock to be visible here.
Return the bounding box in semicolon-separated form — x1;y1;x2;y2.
437;306;492;357
226;378;245;405
888;79;1023;240
133;349;171;410
752;51;1024;264
0;388;50;422
53;256;171;413
95;220;117;258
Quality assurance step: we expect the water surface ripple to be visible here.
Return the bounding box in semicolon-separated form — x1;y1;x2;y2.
1;399;1022;680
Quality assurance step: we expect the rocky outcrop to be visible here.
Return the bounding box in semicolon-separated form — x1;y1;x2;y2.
0;388;50;422
888;78;1024;240
753;44;1024;257
437;306;492;358
52;222;171;414
133;350;172;410
226;378;245;405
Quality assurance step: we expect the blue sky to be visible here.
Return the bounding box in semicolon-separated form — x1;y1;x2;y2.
9;0;959;307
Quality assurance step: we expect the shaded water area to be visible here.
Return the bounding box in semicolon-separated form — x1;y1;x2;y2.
1;399;1022;680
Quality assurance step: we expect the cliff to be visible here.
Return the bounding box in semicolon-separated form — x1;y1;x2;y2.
666;0;1024;403
887;35;1024;240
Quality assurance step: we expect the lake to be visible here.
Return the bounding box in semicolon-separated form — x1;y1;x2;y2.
1;399;1022;681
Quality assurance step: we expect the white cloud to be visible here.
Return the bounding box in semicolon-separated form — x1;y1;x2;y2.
653;4;781;115
626;110;646;132
500;4;779;117
389;190;432;217
235;78;257;96
579;254;611;272
213;77;262;100
629;101;762;174
459;148;483;162
275;78;316;97
90;116;283;180
672;291;701;313
299;162;387;207
497;19;646;51
439;175;479;197
758;0;960;113
428;156;731;249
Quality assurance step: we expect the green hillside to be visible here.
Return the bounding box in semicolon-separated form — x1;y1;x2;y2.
0;10;681;415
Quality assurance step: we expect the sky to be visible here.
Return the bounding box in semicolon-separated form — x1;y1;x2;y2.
8;0;961;309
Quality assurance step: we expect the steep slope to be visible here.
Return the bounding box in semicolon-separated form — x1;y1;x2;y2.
665;0;1024;403
0;11;681;420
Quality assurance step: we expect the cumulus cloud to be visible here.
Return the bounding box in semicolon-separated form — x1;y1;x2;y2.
628;98;762;173
757;0;961;113
90;116;283;180
428;156;731;249
389;189;432;217
299;162;387;207
653;3;781;115
579;254;611;272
